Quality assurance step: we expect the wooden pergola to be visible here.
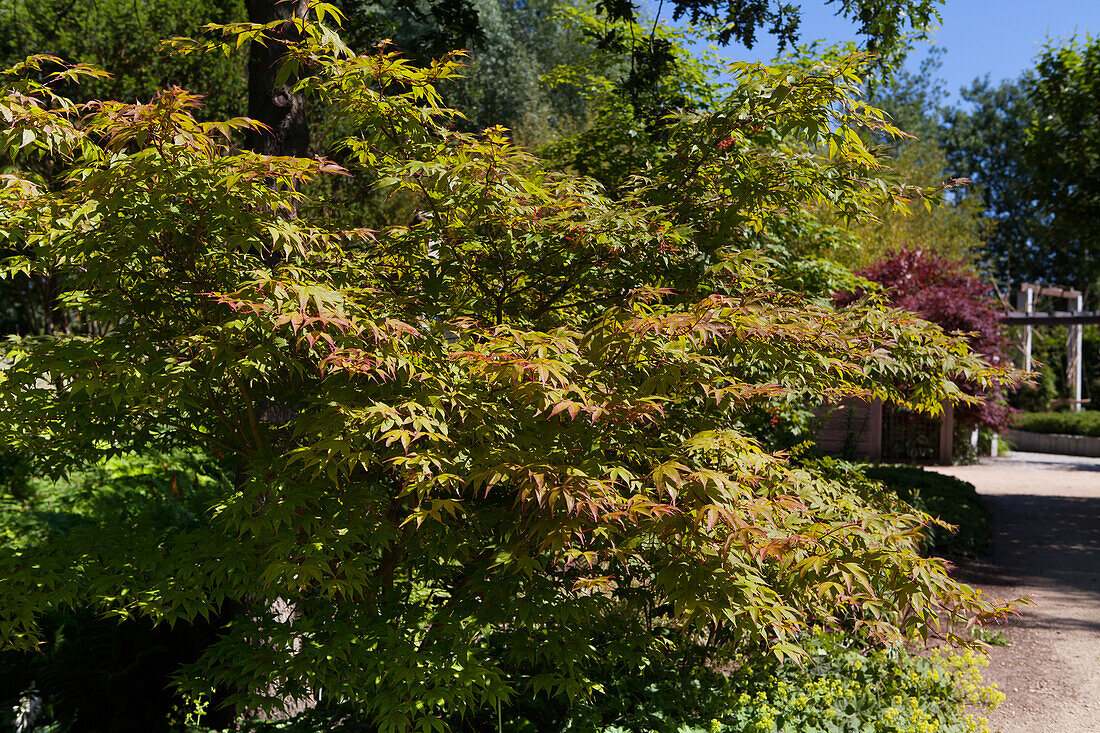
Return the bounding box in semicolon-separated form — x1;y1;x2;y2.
817;398;956;465
1001;283;1087;412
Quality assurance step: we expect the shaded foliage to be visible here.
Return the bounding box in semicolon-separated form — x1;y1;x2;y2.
0;0;246;118
0;450;235;732
0;609;238;732
335;0;594;136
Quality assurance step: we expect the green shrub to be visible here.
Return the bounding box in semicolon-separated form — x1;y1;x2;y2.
0;449;229;550
1009;362;1058;412
864;466;990;557
0;18;1014;728
1014;410;1100;438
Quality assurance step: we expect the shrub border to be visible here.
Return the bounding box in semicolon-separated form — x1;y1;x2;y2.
1004;429;1100;457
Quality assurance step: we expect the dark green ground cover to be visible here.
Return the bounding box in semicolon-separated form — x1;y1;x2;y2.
865;465;991;557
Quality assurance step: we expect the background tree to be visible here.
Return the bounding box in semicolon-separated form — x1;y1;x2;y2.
941;77;1042;289
649;0;943;55
539;8;730;192
833;142;987;271
939;39;1100;297
933;38;1100;411
1017;38;1100;294
0;0;246;118
245;0;311;158
336;0;594;138
685;47;994;280
825;53;988;272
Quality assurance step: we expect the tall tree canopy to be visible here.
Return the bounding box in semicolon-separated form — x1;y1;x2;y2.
655;0;943;52
1018;39;1100;292
942;37;1100;295
333;0;595;135
590;0;944;109
941;78;1040;288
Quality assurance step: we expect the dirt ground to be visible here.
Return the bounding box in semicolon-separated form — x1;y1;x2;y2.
930;452;1100;733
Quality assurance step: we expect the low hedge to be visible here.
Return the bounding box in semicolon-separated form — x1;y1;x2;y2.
1014;410;1100;438
864;466;990;557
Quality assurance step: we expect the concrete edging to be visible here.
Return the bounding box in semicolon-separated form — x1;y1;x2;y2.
1003;429;1100;458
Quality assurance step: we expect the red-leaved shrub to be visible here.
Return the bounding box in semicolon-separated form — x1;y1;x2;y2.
855;248;1013;432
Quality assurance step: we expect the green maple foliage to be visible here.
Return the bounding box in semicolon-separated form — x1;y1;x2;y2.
0;6;1014;730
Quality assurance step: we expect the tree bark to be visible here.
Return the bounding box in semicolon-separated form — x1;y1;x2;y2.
244;2;315;722
245;0;310;157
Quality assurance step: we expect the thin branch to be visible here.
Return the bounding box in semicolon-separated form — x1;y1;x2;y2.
231;372;266;455
649;0;665;48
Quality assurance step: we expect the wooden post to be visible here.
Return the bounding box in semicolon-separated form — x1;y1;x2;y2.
1066;290;1083;412
1016;286;1035;371
938;400;954;465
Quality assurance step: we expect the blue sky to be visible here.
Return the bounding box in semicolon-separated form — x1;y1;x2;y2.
692;1;1100;100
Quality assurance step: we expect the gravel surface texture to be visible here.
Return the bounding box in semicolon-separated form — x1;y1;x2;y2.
930;452;1100;733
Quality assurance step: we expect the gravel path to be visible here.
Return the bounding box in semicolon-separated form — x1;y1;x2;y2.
930;452;1100;733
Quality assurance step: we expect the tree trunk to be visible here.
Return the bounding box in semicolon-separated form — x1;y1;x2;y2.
245;0;310;158
244;2;315;722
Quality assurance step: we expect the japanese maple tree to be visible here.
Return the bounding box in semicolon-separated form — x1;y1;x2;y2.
0;6;1014;729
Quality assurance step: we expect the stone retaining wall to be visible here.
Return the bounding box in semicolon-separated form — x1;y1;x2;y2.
1004;429;1100;457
